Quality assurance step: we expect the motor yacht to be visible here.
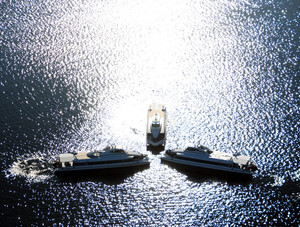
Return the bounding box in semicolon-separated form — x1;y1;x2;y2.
161;145;258;178
54;146;150;174
146;103;166;147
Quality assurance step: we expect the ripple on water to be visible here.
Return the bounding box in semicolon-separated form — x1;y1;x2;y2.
1;0;299;225
6;155;55;183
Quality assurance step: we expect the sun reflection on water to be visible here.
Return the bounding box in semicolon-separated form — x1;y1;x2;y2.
2;0;299;225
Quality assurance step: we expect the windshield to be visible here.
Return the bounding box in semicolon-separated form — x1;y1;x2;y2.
152;121;160;127
111;149;125;153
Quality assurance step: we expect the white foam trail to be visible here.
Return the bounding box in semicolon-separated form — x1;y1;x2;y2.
5;155;55;183
270;175;285;187
290;169;300;182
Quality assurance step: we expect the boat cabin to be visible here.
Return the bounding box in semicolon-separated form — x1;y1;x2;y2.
185;146;213;154
58;153;74;167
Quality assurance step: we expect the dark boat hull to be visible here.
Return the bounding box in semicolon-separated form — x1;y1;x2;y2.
54;160;150;175
161;155;253;181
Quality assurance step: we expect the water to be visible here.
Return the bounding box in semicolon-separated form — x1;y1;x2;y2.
1;0;299;225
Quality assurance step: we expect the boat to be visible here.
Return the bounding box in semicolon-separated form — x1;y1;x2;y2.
54;146;150;174
161;145;258;178
146;103;167;147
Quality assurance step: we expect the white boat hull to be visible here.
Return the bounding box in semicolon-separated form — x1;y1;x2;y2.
146;103;166;147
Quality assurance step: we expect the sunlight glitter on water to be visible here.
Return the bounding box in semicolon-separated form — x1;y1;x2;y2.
6;155;54;183
1;0;299;225
56;0;247;152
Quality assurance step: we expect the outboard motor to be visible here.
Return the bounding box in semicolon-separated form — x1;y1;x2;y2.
249;162;258;172
53;158;60;168
166;149;176;157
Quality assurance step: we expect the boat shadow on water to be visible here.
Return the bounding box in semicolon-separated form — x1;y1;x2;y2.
147;145;164;155
162;161;253;185
55;165;150;185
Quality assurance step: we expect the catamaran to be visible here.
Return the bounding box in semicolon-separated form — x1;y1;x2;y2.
161;145;258;178
54;146;150;174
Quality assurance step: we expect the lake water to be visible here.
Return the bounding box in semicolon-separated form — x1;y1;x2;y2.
1;0;299;225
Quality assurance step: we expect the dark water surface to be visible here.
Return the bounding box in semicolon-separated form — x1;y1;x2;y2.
1;0;299;225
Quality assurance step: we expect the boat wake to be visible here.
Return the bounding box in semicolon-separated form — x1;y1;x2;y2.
270;174;285;187
5;155;55;183
269;169;300;187
290;169;300;182
257;169;300;200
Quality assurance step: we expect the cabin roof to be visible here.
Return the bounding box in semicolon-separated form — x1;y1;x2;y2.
59;153;74;162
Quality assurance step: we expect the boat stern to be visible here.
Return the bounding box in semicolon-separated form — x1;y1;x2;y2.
55;153;75;169
248;161;258;172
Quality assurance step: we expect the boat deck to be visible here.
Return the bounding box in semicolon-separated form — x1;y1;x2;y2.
148;108;165;118
75;153;90;160
147;104;166;134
